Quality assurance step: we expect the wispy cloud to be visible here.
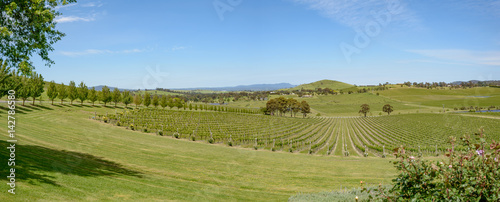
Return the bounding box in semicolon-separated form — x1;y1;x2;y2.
81;1;103;8
407;49;500;66
172;46;187;51
55;16;95;23
54;3;78;10
60;49;145;56
290;0;420;29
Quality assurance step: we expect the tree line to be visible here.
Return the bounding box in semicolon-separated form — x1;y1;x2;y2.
0;60;45;105
263;97;311;118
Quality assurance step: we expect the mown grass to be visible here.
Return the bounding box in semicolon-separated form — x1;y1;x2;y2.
0;103;395;201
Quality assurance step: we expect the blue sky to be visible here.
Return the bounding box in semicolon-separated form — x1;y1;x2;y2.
33;0;500;89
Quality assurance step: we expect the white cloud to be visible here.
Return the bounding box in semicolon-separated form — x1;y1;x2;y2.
82;2;103;8
290;0;420;29
172;46;187;51
55;16;95;23
60;49;145;56
407;49;500;66
54;3;78;10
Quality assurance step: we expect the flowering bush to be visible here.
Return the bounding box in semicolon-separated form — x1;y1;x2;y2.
364;129;500;201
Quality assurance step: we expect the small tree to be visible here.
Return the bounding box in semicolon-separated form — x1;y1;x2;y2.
194;104;198;110
300;101;311;118
189;103;193;110
174;98;184;110
160;95;167;108
57;82;67;104
112;88;121;107
67;81;77;105
77;81;88;105
100;86;112;107
18;76;30;106
88;87;97;106
152;94;159;108
167;97;174;109
29;72;45;105
47;81;58;105
144;92;151;107
122;91;132;108
133;93;142;108
382;104;394;115
359;104;370;117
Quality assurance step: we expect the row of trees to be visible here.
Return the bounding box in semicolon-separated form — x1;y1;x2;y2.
0;60;45;106
264;97;311;118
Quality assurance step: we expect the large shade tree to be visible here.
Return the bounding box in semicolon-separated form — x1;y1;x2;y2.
1;0;76;75
359;104;370;117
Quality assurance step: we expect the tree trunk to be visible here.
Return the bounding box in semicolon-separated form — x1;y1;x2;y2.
52;99;54;105
32;98;35;105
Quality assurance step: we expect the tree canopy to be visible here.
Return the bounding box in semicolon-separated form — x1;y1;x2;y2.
359;104;370;117
383;104;394;115
1;0;76;74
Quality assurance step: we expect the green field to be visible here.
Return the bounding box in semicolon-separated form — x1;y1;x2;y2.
378;87;500;109
0;104;395;201
3;85;500;201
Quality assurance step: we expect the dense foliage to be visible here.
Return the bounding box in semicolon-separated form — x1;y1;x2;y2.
364;129;500;201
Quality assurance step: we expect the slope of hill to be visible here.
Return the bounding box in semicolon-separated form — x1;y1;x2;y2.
0;105;395;201
289;80;355;91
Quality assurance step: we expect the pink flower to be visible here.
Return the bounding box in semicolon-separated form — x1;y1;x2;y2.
476;150;484;156
449;165;452;168
409;156;415;160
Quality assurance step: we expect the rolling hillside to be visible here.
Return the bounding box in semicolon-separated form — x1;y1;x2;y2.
289;80;355;91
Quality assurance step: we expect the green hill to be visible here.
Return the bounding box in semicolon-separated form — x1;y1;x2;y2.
290;80;355;91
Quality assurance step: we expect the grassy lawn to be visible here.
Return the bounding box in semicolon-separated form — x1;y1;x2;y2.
0;103;396;201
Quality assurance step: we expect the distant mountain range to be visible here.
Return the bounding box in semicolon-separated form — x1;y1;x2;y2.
173;83;296;91
90;83;296;92
90;79;499;93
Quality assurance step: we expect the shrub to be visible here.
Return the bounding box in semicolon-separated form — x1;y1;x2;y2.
103;117;108;123
173;133;180;139
254;146;258;150
191;136;196;141
208;137;215;144
364;129;500;201
271;147;276;152
143;128;148;133
116;121;121;126
158;131;163;136
129;124;135;131
227;141;233;147
316;113;321;116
